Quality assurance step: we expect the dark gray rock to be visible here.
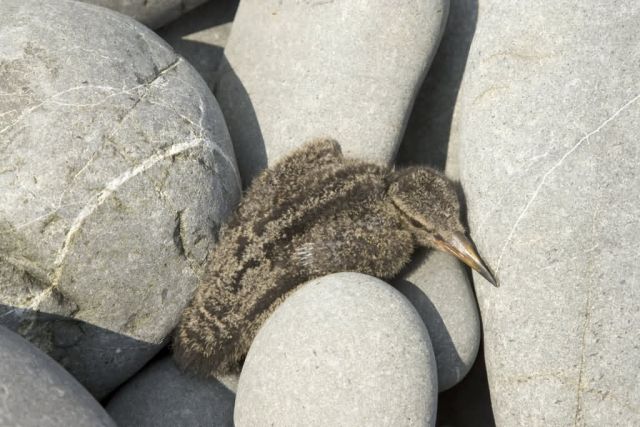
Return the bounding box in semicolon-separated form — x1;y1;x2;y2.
107;357;237;427
216;0;449;186
0;0;240;398
0;325;116;427
158;0;239;89
458;1;640;424
234;273;438;426
78;0;208;29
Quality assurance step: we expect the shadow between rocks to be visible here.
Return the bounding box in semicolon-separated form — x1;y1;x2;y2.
437;344;496;427
396;0;479;173
157;0;239;89
0;303;162;400
215;60;267;188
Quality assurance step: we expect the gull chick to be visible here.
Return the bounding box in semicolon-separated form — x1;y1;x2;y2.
173;138;496;377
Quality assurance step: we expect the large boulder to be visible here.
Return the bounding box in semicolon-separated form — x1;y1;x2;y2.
458;1;640;424
107;357;237;427
234;273;438;426
0;325;116;427
216;0;449;186
78;0;209;29
0;0;240;398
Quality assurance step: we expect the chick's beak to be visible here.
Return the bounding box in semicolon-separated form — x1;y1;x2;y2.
435;231;498;287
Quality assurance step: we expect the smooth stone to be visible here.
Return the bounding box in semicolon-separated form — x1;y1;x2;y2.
458;1;640;424
158;0;239;89
234;272;438;426
394;250;480;391
0;325;116;427
107;357;237;427
0;0;240;398
78;0;208;29
216;0;449;186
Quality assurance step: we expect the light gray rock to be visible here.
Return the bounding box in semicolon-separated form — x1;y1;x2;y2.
394;250;480;391
78;0;208;29
158;0;239;89
457;1;640;424
0;325;116;427
0;0;240;398
107;356;237;427
216;0;449;186
234;272;438;427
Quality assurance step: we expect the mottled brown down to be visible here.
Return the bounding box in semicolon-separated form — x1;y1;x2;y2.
173;138;467;377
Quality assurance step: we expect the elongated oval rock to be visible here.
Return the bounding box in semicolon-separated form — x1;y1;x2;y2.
394;250;480;391
0;325;116;427
234;272;438;426
0;0;240;398
216;0;449;185
107;357;237;427
458;1;640;424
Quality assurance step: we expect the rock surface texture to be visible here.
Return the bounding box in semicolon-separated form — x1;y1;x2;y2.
0;0;240;398
0;325;116;427
458;1;640;424
78;0;208;29
107;357;237;427
216;0;449;186
234;273;438;427
394;250;480;391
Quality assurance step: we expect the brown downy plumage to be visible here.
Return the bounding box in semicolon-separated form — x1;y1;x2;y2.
173;138;496;377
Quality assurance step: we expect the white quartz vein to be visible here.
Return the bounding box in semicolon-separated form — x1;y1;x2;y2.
495;93;640;273
28;138;202;310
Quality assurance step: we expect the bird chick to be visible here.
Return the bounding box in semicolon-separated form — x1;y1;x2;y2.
173;138;496;377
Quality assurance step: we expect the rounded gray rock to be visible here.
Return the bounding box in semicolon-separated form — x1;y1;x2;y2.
394;250;480;391
107;357;237;427
216;0;449;185
457;1;640;424
0;325;116;427
0;0;240;398
78;0;208;29
234;272;438;427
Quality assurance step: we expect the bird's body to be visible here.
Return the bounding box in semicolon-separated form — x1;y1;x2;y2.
173;139;495;377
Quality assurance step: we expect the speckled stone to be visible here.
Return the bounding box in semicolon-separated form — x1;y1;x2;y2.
216;0;449;186
458;1;640;424
107;357;237;427
78;0;208;29
0;0;240;398
0;325;116;427
234;273;438;427
394;250;480;391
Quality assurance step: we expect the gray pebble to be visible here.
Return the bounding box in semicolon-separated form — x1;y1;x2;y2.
78;0;208;29
0;0;240;398
107;357;237;427
234;272;438;427
216;0;449;185
0;325;116;427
